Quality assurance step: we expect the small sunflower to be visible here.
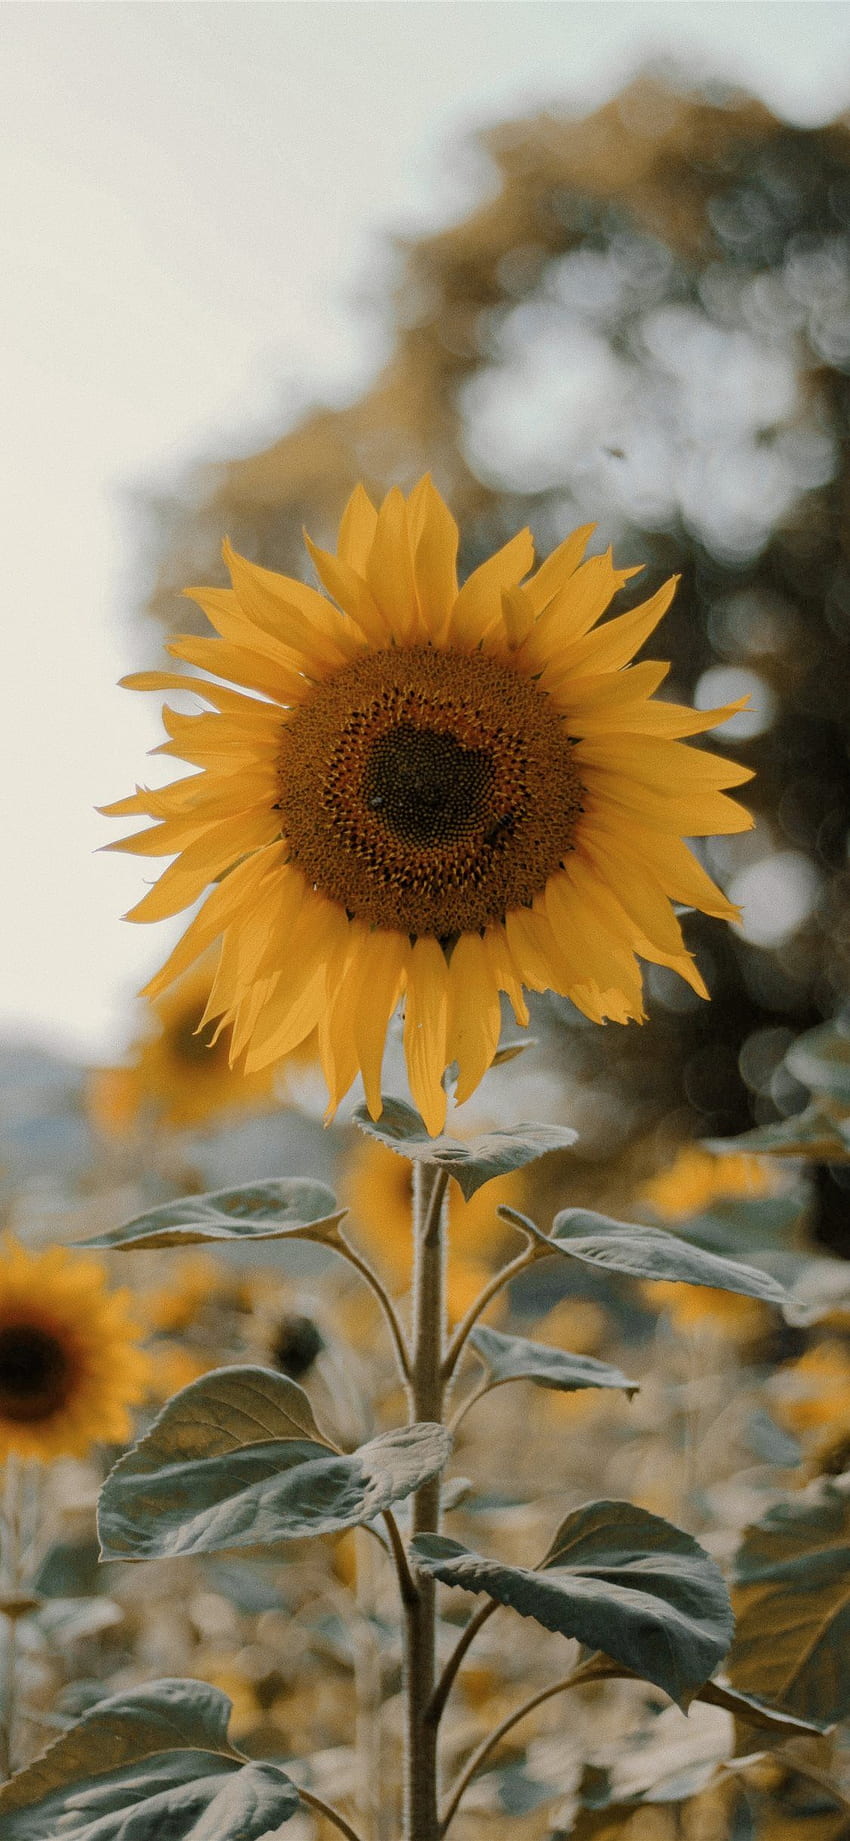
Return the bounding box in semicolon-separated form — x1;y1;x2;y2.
642;1146;775;1219
0;1238;149;1461
89;957;315;1133
106;480;751;1133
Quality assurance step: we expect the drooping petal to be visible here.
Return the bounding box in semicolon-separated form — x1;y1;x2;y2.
403;937;449;1135
124;809;282;923
351;927;411;1119
446;933;503;1105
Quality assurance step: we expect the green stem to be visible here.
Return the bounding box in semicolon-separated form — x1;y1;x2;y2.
423;1600;499;1730
442;1242;539;1386
404;1163;449;1841
0;1457;23;1781
296;1784;367;1841
440;1662;600;1835
334;1231;413;1388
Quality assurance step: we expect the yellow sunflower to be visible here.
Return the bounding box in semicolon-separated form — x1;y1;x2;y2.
0;1237;149;1461
105;479;751;1133
88;956;317;1133
641;1146;775;1219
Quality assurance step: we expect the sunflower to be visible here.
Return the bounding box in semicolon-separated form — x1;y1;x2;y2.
641;1146;775;1220
0;1238;149;1461
88;956;316;1133
105;479;751;1133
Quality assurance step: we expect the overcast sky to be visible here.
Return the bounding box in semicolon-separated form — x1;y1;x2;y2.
3;2;850;1060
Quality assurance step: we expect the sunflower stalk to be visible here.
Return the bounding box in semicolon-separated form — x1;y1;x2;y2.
0;1457;23;1782
404;1162;449;1841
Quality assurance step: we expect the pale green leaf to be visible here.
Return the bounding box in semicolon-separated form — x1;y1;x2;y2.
500;1206;787;1304
76;1179;345;1251
729;1478;850;1722
469;1323;639;1398
412;1500;733;1708
99;1401;452;1559
0;1677;301;1840
786;1019;850;1104
707;1105;850;1162
352;1098;577;1199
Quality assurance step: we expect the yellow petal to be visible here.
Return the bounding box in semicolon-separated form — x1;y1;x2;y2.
577;832;687;956
243;896;349;1070
517;552;643;674
446;933;503;1105
351;927;410;1119
575;734;754;791
548;661;670;724
482;924;530;1027
124;809;281;923
524;524;596;616
167;634;309;705
337;483;378;570
403;937;449;1135
141;846;286;999
365;488;421;642
119;670;272;717
407;475;459;638
303;534;390;645
544;576;678;682
445;528;535;649
223;541;360;669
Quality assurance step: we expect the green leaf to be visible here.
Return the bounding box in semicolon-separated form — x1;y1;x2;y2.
0;1677;301;1840
782;1256;850;1326
697;1679;828;1735
412;1500;733;1708
707;1105;850;1162
352;1098;577;1198
500;1206;787;1304
75;1179;346;1251
469;1323;639;1399
786;1019;850;1104
729;1478;850;1722
99;1372;452;1559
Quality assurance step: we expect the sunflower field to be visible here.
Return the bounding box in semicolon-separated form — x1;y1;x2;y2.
6;65;850;1841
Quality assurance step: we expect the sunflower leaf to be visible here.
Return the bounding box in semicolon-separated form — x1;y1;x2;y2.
99;1376;452;1559
728;1478;850;1723
411;1501;733;1708
499;1206;788;1304
75;1179;346;1251
706;1104;850;1162
0;1677;301;1840
352;1098;577;1198
468;1323;639;1398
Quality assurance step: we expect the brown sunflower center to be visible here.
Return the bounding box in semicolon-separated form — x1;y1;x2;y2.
0;1323;73;1422
277;647;583;936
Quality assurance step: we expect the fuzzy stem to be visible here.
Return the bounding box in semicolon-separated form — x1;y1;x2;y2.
404;1163;449;1841
0;1457;23;1781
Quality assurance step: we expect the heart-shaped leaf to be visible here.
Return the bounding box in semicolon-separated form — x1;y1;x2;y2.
0;1677;301;1840
469;1324;638;1399
99;1377;452;1559
76;1179;345;1251
729;1478;850;1722
500;1206;787;1304
353;1099;577;1199
412;1500;733;1708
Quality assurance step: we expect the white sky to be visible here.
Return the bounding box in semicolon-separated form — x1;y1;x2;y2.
3;1;850;1060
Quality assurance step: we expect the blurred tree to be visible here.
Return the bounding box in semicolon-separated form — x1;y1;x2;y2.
135;72;850;1215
